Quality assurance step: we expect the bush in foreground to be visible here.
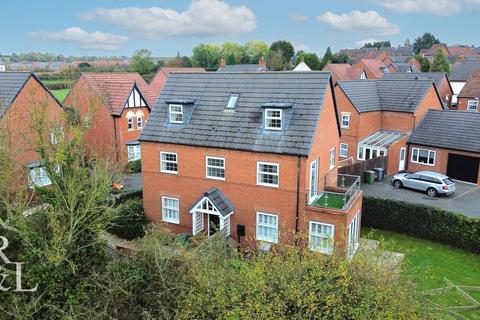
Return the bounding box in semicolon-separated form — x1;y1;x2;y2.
107;198;148;240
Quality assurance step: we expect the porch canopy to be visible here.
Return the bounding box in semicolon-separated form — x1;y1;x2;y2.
189;188;234;236
358;130;406;160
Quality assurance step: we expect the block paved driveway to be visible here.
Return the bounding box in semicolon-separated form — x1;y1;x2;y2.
362;177;480;218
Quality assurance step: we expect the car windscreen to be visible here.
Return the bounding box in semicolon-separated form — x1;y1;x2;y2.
443;178;455;185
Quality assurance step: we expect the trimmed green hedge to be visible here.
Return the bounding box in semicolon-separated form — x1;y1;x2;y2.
362;197;480;253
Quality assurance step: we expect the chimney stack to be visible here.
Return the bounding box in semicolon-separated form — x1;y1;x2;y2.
258;56;266;68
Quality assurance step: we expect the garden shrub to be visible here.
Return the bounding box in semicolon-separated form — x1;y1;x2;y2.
125;159;141;173
107;198;148;240
362;197;480;253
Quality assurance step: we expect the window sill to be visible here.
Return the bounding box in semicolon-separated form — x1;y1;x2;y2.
256;183;279;188
162;219;180;225
206;176;225;181
411;161;435;166
161;170;179;175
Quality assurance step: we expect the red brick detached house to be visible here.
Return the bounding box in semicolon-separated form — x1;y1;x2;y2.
408;110;480;185
0;72;64;187
149;67;205;98
335;79;444;175
457;70;480;112
65;73;156;164
139;72;363;256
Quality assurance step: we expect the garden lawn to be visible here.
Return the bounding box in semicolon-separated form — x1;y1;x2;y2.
51;89;70;102
362;228;480;319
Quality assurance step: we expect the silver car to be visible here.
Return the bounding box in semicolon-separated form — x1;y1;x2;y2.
391;171;456;197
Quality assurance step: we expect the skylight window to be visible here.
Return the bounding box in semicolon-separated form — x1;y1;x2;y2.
226;94;239;109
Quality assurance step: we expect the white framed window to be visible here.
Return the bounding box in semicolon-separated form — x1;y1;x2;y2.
309;160;318;202
347;210;361;258
257;162;279;187
226;94;239;109
340;143;348;158
136;110;144;130
127;145;141;161
329;147;335;169
256;212;278;243
411;148;436;166
169;104;183;123
309;221;334;254
160;152;178;174
162;197;179;224
50;127;64;145
29;166;52;187
357;146;387;161
206;156;225;180
340;113;350;128
265;109;282;130
360;71;367;80
467;100;478;111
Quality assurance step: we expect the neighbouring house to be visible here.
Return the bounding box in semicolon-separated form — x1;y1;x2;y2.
420;44;478;63
217;57;268;72
335;79;444;175
139;72;363;256
149;67;205;98
0;72;64;187
408;110;480;185
390;56;420;70
322;64;366;83
64;73;156;164
457;70;480;112
293;61;312;72
354;59;391;79
382;72;453;107
449;60;480;108
387;63;419;73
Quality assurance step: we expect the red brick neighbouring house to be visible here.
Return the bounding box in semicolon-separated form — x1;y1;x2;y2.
322;64;366;84
139;72;363;256
64;73;156;164
335;78;444;175
457;70;480;112
149;67;205;99
0;72;64;187
408;110;480;185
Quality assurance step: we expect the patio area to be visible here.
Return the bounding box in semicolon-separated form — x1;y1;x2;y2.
309;173;361;210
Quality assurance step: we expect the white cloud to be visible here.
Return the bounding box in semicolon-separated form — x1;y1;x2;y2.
317;11;400;36
289;12;308;22
374;0;461;16
289;40;309;51
464;0;480;9
79;0;256;39
356;38;380;48
29;27;128;50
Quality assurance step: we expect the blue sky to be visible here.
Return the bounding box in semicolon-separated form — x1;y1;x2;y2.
1;0;480;57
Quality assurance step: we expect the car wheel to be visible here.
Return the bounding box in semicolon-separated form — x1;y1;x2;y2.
427;187;438;197
393;180;403;189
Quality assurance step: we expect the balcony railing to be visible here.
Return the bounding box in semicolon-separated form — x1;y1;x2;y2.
307;173;361;211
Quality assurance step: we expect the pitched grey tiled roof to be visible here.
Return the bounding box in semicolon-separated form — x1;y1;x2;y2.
382;72;447;89
190;188;234;217
217;64;267;72
140;72;333;156
450;60;480;81
409;109;480;153
338;79;436;113
0;72;31;117
389;63;418;73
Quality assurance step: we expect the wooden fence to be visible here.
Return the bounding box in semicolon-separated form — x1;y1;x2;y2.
338;156;388;182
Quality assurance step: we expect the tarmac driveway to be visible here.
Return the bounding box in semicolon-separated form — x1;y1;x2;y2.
362;177;480;218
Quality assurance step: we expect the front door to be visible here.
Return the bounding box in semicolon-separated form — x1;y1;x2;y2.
399;147;406;171
208;214;220;236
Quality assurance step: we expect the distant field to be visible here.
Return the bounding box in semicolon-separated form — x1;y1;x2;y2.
42;79;74;86
51;89;70;102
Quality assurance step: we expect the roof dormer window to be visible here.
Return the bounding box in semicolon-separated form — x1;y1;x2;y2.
226;94;239;110
265;109;282;130
169;104;184;124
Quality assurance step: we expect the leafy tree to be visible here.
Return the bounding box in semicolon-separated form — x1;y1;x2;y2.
269;40;295;64
130;48;156;75
430;48;451;73
295;52;320;70
362;41;391;49
242;40;269;64
320;47;334;69
226;53;237;65
415;54;430;72
332;53;349;64
191;43;222;70
413;33;441;54
78;62;91;69
221;42;243;64
267;50;286;71
165;56;192;68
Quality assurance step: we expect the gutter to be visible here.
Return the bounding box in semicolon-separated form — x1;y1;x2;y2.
113;116;119;162
295;156;301;241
